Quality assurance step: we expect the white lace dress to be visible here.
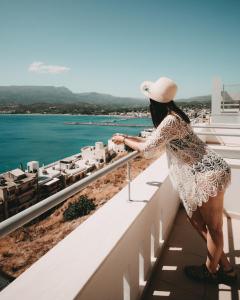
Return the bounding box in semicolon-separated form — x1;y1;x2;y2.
138;113;231;218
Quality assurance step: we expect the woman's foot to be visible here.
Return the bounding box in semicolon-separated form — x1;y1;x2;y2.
184;264;218;284
217;266;238;285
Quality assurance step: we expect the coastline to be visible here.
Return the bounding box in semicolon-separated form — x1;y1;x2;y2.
0;114;152;173
0;113;150;118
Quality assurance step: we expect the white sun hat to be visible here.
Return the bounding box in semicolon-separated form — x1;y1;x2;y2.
140;76;178;103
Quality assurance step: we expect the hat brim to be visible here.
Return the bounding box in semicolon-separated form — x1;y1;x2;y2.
140;81;153;99
140;78;177;102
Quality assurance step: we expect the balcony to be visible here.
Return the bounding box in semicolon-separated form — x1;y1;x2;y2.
0;127;240;300
142;207;240;300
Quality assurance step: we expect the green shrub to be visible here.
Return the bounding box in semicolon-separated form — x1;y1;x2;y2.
63;195;96;221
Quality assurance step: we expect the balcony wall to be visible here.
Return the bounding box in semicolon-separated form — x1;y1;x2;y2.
0;154;180;300
193;124;240;148
211;114;240;124
224;166;240;216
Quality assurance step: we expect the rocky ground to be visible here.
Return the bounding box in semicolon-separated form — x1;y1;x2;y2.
0;151;162;278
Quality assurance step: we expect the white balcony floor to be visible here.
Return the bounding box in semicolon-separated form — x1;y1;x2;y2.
142;207;240;300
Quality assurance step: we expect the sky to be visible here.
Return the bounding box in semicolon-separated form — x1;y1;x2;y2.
0;0;240;99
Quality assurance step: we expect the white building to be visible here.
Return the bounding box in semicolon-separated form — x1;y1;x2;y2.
212;77;240;123
81;141;108;163
139;128;154;138
108;139;126;153
39;166;61;178
27;161;39;173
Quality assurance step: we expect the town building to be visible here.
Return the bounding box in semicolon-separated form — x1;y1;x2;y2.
0;168;38;221
107;139;127;153
81;141;110;164
139;128;154;138
0;137;141;221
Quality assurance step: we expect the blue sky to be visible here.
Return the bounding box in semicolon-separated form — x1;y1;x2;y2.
0;0;240;98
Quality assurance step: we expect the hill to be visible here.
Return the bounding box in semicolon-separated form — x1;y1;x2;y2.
176;95;211;103
0;86;146;107
0;86;77;105
0;86;211;107
75;92;146;106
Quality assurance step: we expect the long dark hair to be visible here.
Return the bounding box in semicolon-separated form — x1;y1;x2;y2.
149;99;190;128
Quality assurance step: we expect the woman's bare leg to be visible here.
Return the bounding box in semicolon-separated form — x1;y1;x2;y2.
198;191;225;273
189;208;232;271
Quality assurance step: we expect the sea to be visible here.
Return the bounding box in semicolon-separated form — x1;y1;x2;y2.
0;114;152;173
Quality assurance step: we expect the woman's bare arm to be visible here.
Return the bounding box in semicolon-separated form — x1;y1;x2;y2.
123;136;145;151
112;134;145;151
113;115;180;155
125;135;146;142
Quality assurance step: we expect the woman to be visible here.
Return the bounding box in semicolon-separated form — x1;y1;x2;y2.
112;77;237;284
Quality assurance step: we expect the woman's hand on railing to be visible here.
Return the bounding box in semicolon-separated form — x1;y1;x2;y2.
112;133;126;144
112;133;148;153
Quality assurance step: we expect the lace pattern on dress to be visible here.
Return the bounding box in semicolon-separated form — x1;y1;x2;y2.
138;114;183;155
138;113;231;218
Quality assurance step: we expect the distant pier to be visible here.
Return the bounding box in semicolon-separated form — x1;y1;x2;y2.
64;122;151;128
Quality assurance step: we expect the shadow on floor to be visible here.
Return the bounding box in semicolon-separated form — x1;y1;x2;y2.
142;207;240;300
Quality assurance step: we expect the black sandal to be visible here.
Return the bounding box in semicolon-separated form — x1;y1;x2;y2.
217;266;238;285
184;264;218;284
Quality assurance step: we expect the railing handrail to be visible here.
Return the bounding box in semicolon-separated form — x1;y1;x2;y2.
0;151;138;238
221;103;240;106
195;132;240;137
192;124;240;129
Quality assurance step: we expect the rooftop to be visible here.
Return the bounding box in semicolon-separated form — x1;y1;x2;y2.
0;170;36;190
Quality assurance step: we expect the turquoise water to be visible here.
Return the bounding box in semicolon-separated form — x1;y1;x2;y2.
0;114;152;173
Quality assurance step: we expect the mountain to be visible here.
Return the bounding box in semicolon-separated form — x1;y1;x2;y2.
0;86;146;107
0;86;77;105
0;86;211;107
176;95;211;103
75;92;146;106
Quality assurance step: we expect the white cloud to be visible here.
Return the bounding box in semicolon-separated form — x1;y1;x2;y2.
28;61;70;74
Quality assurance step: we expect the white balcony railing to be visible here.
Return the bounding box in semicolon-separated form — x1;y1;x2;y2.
0;153;179;300
0;151;138;238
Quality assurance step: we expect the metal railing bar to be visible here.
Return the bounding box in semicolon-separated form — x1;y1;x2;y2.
192;125;240;129
126;161;131;201
0;151;139;238
195;132;240;137
220;103;240;106
221;110;240;113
